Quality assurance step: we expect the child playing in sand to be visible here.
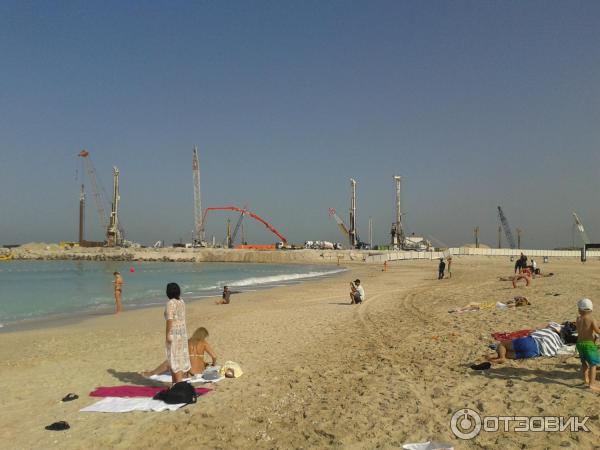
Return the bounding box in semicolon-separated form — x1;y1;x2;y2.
141;326;217;378
575;298;600;391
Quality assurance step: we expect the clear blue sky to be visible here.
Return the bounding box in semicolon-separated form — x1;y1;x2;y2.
1;1;599;248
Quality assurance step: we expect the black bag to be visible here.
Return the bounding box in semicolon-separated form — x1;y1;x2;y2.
561;321;578;345
153;382;197;405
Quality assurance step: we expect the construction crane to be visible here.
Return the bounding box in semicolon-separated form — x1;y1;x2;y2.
229;206;249;248
328;208;350;241
78;150;108;232
497;206;517;249
573;212;591;246
192;146;204;245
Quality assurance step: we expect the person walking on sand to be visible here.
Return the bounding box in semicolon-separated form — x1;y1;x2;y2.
447;257;452;278
438;258;446;280
350;279;365;304
575;298;600;391
164;282;190;384
112;271;123;314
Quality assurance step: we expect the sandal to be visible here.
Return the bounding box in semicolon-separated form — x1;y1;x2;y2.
45;421;70;431
61;393;79;402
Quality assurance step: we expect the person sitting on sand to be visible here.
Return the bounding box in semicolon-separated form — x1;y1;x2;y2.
215;286;240;305
575;298;600;391
142;327;217;377
350;279;365;304
483;322;563;364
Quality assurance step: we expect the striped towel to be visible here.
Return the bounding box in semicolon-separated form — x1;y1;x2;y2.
530;328;563;356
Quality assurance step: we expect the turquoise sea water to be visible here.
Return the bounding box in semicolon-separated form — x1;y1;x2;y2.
0;261;344;326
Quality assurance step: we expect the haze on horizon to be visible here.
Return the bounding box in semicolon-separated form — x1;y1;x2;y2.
1;1;599;249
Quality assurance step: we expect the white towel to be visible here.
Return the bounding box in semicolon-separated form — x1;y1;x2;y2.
80;397;185;413
556;345;578;356
149;369;224;384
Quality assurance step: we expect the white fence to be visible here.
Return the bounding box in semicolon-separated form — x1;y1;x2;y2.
364;247;600;264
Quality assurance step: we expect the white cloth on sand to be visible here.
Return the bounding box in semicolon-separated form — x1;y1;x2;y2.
148;372;224;384
556;345;578;356
80;397;184;413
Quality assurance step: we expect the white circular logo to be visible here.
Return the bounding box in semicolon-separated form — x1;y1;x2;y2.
450;408;482;440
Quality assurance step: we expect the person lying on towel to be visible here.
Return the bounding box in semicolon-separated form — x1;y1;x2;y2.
483;322;564;364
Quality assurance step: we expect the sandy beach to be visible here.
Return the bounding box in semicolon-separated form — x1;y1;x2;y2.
1;256;600;449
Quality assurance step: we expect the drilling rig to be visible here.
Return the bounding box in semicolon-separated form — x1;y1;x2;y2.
77;150;124;247
192;146;205;246
349;178;358;248
390;175;404;249
106;167;123;247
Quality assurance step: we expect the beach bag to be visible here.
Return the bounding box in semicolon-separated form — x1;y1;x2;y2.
561;321;578;345
153;382;197;405
202;367;221;380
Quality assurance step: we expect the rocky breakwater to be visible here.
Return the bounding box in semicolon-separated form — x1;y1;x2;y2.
8;243;373;265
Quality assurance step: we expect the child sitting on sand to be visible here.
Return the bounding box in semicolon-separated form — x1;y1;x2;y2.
575;298;600;391
142;327;217;377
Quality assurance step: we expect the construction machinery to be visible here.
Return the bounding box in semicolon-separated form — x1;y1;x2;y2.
497;206;517;249
328;208;350;241
200;206;288;245
77;150;124;246
349;178;358;248
192;146;205;245
78;184;85;244
390;175;404;249
78;150;108;238
106;167;123;246
228;204;250;248
573;212;591;246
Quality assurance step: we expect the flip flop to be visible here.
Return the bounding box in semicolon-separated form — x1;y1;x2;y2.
470;362;492;371
61;393;79;402
45;421;70;431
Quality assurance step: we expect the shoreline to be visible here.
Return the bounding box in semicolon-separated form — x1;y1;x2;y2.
0;262;347;333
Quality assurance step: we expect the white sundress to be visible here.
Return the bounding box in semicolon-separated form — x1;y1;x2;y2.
164;298;191;373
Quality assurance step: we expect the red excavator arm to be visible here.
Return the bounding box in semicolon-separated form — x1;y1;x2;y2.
200;206;288;244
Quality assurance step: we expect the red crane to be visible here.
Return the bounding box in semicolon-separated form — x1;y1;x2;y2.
200;206;288;244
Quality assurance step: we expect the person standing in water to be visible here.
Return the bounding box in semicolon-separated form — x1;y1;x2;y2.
113;271;123;314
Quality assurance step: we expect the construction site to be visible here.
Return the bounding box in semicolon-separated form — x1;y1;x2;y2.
70;146;437;253
43;147;594;259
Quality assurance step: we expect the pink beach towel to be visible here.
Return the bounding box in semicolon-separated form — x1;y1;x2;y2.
90;386;212;398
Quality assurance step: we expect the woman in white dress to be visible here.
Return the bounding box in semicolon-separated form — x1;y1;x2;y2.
164;283;190;383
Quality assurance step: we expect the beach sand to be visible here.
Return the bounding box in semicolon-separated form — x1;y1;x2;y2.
1;257;599;449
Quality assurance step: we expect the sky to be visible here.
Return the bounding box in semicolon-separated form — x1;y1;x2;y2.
1;1;599;248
